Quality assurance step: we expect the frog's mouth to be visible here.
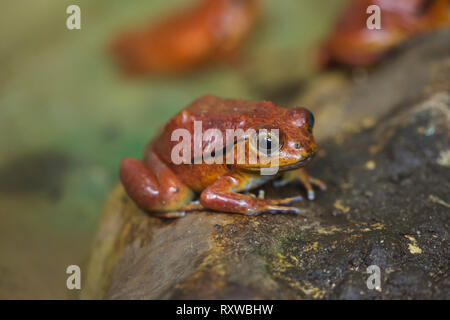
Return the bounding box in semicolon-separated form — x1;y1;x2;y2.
242;154;315;172
277;155;315;171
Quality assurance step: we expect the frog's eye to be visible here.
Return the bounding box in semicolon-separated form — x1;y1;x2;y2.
253;131;282;157
306;109;314;132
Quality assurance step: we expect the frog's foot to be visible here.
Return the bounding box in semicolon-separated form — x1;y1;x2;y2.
275;168;326;201
152;211;187;218
151;201;205;218
250;196;304;216
298;169;327;200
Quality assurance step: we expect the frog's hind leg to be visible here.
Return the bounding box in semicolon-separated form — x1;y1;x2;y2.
120;153;194;217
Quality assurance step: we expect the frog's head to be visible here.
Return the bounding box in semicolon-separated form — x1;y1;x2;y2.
275;106;317;171
236;106;317;174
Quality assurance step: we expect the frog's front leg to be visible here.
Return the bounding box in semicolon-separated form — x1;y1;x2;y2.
200;172;303;216
120;152;195;218
274;168;327;200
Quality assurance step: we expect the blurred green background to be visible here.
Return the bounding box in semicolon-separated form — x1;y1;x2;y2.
0;0;346;299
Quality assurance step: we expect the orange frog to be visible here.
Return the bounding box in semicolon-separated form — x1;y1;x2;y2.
111;0;259;76
120;95;326;218
318;0;450;68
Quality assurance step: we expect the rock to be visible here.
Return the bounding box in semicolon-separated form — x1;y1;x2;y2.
82;30;450;299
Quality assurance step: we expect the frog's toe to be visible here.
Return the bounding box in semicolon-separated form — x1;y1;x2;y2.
309;176;327;191
274;195;304;206
307;189;315;201
267;206;301;215
250;205;301;216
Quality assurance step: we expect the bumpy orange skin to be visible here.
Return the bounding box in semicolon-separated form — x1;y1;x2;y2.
120;95;326;218
318;0;450;68
111;0;259;76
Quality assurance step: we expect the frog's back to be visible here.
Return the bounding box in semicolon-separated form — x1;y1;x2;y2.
152;95;287;164
182;94;281;123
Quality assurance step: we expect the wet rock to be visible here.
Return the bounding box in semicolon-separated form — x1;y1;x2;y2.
82;30;450;300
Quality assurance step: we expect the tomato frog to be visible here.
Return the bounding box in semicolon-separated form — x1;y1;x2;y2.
120;95;326;218
111;0;259;76
318;0;450;68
